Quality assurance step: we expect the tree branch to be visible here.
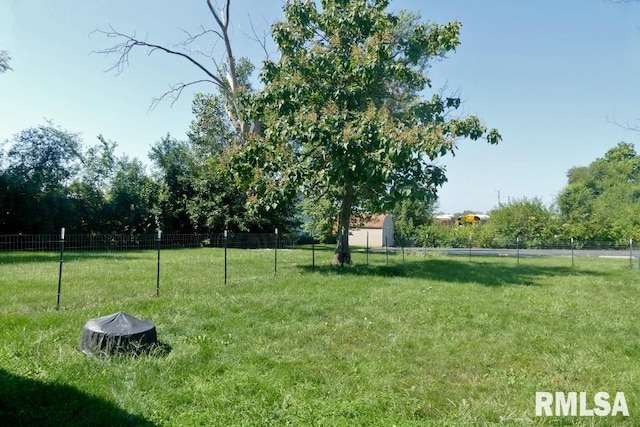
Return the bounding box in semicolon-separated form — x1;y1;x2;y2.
246;14;273;61
177;25;224;46
150;79;218;110
205;0;249;135
206;0;237;92
608;114;640;132
92;1;258;141
92;25;225;90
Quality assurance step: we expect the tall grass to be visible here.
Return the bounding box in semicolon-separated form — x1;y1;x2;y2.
1;248;639;426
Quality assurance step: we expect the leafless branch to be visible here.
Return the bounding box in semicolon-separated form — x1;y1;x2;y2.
608;112;640;132
177;25;223;46
150;79;217;110
246;14;273;61
92;25;225;89
92;0;258;140
174;26;226;72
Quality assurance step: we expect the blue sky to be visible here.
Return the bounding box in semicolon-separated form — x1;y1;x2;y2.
1;0;639;214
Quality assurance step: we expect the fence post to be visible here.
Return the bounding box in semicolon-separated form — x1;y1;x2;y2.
156;230;161;296
274;228;278;276
630;238;633;269
312;237;315;271
385;236;389;265
516;236;520;266
340;227;345;267
224;230;228;284
571;237;574;267
366;231;369;266
424;234;428;257
56;227;65;311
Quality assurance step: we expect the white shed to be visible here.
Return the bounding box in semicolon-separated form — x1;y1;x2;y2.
349;215;394;247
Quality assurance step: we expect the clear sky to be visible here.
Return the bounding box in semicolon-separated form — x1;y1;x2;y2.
1;0;639;214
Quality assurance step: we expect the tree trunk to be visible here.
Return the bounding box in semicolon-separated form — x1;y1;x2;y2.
333;183;353;265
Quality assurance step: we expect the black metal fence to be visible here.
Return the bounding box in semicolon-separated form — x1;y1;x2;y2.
0;233;300;252
3;233;640;254
437;239;639;251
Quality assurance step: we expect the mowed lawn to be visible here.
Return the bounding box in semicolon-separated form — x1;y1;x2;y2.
1;247;640;426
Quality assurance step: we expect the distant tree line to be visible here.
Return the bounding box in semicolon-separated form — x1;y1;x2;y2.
0;108;296;235
393;142;640;247
3;119;638;245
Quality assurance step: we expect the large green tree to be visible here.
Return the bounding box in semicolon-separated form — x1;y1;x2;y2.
486;197;562;247
0;124;83;233
392;198;437;247
104;156;162;234
149;134;197;233
242;0;500;264
66;135;118;232
186;93;298;232
557;142;640;241
5;124;82;192
148;94;297;234
183;93;247;231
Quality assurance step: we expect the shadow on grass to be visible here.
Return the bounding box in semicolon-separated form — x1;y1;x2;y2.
299;257;607;286
0;253;58;264
0;368;156;427
82;341;173;359
0;251;154;265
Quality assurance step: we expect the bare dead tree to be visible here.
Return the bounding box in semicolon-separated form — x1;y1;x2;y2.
92;0;257;142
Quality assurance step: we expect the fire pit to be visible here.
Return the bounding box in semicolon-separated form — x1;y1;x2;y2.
79;311;158;356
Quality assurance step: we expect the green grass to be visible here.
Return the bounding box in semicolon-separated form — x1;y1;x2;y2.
1;248;640;426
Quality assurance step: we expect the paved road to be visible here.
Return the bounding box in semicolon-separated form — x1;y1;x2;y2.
383;247;638;259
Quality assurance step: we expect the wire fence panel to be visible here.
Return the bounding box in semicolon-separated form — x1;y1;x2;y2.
0;233;301;253
2;235;640;307
2;234;640;252
416;237;638;251
0;234;59;251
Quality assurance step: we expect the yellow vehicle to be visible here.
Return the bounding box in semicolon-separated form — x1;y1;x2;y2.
456;214;490;226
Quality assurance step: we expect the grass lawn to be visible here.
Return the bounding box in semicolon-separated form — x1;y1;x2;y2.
1;247;640;426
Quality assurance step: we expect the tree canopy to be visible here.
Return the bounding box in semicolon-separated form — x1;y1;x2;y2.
0;124;164;234
238;0;500;263
557;142;640;241
558;142;640;240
